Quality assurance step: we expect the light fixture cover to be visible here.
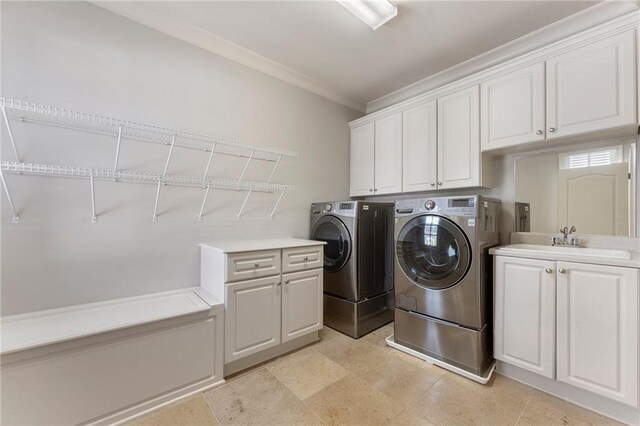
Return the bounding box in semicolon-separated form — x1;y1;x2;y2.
337;0;398;30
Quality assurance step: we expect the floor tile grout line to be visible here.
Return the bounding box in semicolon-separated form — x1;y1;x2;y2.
200;391;222;425
514;389;534;425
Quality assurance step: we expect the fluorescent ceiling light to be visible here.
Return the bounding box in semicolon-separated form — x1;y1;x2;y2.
337;0;398;30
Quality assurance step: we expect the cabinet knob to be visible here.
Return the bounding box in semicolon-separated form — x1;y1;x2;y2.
545;268;552;273
276;281;281;286
374;188;378;192
536;130;543;135
437;182;443;186
549;127;556;133
369;188;373;192
303;256;309;261
284;280;290;284
254;263;260;268
430;183;435;187
559;268;566;274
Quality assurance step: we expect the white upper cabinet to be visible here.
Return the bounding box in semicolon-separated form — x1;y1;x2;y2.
556;262;638;406
481;63;546;150
402;101;437;193
349;122;375;197
494;256;556;379
546;31;637;139
374;112;403;195
438;86;481;190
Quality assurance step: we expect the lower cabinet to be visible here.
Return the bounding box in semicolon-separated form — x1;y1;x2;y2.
225;275;282;362
494;256;639;407
556;262;638;406
282;269;323;343
201;241;325;372
494;256;556;379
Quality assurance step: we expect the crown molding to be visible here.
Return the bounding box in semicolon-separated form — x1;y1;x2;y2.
366;0;640;113
92;1;366;113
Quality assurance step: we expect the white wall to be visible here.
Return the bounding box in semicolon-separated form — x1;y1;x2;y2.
0;2;360;315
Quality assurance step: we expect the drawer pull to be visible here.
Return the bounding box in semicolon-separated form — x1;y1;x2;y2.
545;268;552;273
285;280;290;284
254;263;260;268
303;256;309;261
559;268;566;274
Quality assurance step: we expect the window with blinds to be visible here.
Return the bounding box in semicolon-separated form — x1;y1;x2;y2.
560;146;622;169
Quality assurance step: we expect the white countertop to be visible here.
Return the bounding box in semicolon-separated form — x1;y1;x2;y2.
0;288;221;355
490;244;640;269
200;238;325;253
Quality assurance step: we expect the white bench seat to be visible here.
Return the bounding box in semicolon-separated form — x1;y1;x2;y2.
1;288;224;425
1;289;212;354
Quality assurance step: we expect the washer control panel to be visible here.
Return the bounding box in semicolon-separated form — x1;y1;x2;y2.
395;196;480;217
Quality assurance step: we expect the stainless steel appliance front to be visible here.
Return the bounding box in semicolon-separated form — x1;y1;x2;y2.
393;195;500;375
311;201;394;338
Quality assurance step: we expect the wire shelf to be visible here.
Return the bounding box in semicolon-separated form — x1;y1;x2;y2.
0;97;299;161
0;98;297;222
0;162;295;192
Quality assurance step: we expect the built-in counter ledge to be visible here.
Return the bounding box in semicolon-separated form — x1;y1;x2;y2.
490;244;640;269
200;238;326;253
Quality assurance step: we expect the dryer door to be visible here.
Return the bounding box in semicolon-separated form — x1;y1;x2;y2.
311;215;352;273
396;214;471;289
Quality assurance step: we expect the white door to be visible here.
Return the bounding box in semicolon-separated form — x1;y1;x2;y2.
557;262;638;406
402;101;437;193
481;62;546;151
546;30;636;139
281;269;323;343
494;256;556;379
225;275;281;363
557;163;630;236
437;86;480;189
350;122;375;197
374;112;403;195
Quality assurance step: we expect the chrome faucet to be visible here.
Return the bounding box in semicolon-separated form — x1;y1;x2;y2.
552;226;578;246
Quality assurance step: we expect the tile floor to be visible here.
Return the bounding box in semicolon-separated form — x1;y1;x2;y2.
132;324;620;426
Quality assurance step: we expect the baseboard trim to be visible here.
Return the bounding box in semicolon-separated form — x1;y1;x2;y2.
223;332;319;377
496;361;640;426
99;376;225;426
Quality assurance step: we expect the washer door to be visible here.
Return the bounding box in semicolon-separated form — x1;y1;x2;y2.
396;214;471;289
311;215;352;273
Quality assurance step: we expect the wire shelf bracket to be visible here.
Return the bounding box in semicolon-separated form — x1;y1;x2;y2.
1;106;20;163
90;174;97;223
237;187;254;221
270;188;287;220
0;169;19;224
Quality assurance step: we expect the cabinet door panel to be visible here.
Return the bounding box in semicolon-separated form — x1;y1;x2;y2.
402;101;437;193
374;113;403;195
437;86;480;189
350;123;375;197
282;269;323;342
481;63;546;150
557;262;638;406
225;276;281;362
494;256;556;379
546;31;636;139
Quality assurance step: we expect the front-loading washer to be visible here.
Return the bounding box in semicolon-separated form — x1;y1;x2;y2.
393;195;500;376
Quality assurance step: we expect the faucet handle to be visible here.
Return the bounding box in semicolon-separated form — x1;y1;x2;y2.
569;225;576;233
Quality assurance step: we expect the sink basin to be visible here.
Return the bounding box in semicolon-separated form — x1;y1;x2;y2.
499;244;632;260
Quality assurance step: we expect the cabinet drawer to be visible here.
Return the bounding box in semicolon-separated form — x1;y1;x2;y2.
226;250;281;282
282;246;323;273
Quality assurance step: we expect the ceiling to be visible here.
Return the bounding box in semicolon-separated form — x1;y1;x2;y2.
138;1;599;104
